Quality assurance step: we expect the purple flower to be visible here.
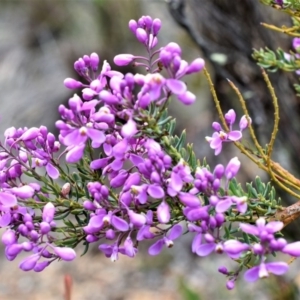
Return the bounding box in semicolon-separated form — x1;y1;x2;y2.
240;217;283;240
244;261;288;282
196;237;248;258
206;110;250;155
206;128;242;155
120;236;138;258
148;224;182;255
215;196;247;214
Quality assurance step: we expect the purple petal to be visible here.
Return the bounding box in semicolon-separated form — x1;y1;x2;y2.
147;185;165;199
228;130;242;141
282;241;300;257
121;119;137;138
110;159;124;171
168;224;183;240
244;266;259;282
0;192;17;207
11;185;35;199
110;171;128;188
111;216;129;232
0;213;11;226
157;201;170;224
210;135;222;150
215;199;232;213
148;83;162;101
192;233;202;253
20;127;40;141
239;223;259;236
265;221;283;233
87;128;105;145
89;215;104;230
178;192;200;207
237;202;247;214
266;262;289;275
64;129;86;146
98;244;113;257
214;145;222;156
129;154;144;166
223;240;249;255
170;172;183;192
45;163;59;179
166;79;186;95
112;139;128;158
90;157;110;170
186;207;209;221
177;91;196;105
196;243;215;256
148;239;164;256
66;144;85;163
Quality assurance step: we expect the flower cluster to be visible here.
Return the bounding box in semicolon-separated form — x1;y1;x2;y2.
0;14;297;292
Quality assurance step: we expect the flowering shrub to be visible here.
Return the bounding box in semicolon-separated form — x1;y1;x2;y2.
2;2;300;291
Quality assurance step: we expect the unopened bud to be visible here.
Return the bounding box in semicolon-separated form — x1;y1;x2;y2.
61;183;71;197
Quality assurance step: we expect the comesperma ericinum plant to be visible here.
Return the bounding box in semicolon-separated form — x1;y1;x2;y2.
2;8;300;290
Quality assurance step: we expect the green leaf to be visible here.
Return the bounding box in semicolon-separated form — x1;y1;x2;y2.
81;241;90;257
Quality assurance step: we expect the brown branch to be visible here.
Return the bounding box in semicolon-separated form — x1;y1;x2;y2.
274;200;300;227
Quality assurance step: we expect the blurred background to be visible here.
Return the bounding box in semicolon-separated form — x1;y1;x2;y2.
1;0;300;299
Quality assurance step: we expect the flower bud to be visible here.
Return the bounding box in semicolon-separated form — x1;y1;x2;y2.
177;91;196;105
40;222;51;234
90;52;99;71
2;230;17;246
225;109;236;125
136;28;148;44
64;78;83;89
53;247;76;261
34;261;50;272
128;19;137;34
218;266;228;275
86;234;99;243
42;202;55;223
186;58;205;74
61;183;71;197
226;280;235;290
152;18;161;36
19;254;39;271
121;119;137;138
114;54;134;66
11;185;35;199
239;115;251;130
105;229;116;240
225;157;241;180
